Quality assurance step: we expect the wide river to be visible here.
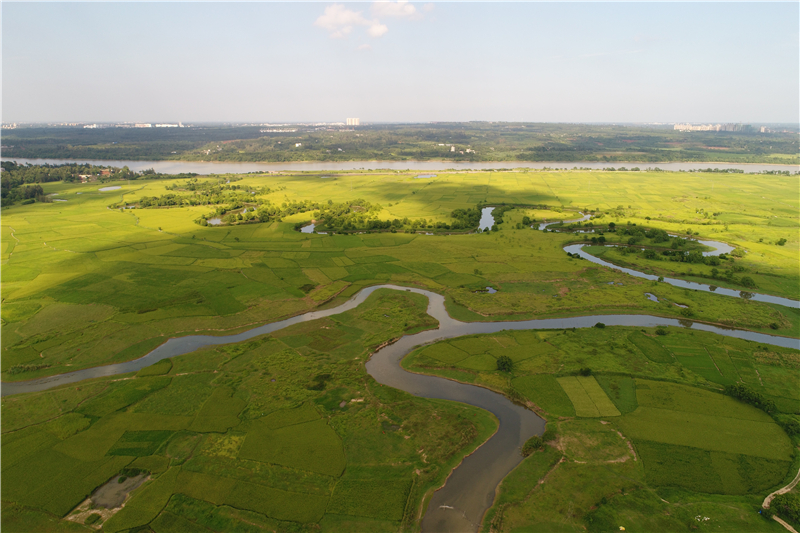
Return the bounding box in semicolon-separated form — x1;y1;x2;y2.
3;157;798;174
2;283;799;531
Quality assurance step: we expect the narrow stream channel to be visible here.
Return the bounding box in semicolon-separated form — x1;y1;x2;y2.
539;214;798;309
3;285;799;531
563;244;799;309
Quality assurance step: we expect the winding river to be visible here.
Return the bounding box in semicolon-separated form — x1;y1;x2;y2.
536;215;799;309
2;283;799;531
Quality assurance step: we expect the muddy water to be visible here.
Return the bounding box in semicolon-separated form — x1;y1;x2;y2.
3;285;799;531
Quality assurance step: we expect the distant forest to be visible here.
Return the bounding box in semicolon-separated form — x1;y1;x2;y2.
2;123;797;164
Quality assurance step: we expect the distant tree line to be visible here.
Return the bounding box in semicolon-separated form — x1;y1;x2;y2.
4;124;798;165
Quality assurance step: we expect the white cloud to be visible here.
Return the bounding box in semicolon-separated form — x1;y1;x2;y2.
422;3;435;13
315;4;388;39
358;44;372;51
368;22;389;37
371;0;418;19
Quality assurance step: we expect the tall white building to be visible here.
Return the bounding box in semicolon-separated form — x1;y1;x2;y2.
346;118;360;126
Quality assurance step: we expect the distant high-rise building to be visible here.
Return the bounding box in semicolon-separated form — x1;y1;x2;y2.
346;118;360;126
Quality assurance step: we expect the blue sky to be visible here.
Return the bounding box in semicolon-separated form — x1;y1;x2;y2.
2;2;798;123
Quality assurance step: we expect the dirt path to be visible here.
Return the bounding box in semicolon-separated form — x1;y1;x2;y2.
763;463;800;533
764;465;800;509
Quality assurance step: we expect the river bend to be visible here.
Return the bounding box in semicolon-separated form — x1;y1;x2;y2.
3;285;800;531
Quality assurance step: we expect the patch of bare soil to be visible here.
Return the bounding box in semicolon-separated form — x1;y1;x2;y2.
65;474;149;529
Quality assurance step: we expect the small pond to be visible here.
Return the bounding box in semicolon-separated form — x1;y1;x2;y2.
474;286;498;294
478;207;495;231
414;174;437;179
300;223;316;234
98;186;121;192
207;218;223;226
645;293;660;303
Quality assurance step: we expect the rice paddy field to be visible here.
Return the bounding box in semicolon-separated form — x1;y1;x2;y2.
1;168;798;532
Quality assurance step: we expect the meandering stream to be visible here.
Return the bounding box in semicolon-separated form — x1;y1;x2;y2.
535;214;799;309
3;283;799;531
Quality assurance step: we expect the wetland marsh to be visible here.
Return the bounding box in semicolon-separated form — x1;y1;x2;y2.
2;166;798;532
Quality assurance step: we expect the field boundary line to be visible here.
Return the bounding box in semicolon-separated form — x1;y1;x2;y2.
703;346;724;376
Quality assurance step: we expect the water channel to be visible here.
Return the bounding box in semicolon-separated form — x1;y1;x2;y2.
3;157;798;175
563;244;799;309
2;283;799;531
537;215;798;309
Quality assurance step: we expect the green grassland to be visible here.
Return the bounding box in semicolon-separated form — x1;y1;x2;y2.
1;290;498;532
482;377;795;533
407;324;800;531
2;170;797;383
1;168;798;532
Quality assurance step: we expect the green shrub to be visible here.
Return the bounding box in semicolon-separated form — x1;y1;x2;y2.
521;436;544;457
779;417;800;436
496;355;513;372
724;383;776;413
772;493;800;526
84;513;102;525
6;363;50;375
740;276;757;288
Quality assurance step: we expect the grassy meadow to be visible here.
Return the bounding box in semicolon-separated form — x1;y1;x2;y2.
1;290;497;532
1;168;798;532
405;324;800;531
1;170;798;382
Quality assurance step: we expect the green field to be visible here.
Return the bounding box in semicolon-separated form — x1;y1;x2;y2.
0;290;497;532
1;166;798;532
556;376;621;417
407;325;799;533
2;169;798;384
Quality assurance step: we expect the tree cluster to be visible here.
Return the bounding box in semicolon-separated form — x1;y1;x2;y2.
724;383;776;413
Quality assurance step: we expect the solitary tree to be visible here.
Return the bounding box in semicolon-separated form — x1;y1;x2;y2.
497;356;513;372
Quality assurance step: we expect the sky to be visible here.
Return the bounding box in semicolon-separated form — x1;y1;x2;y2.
2;2;799;124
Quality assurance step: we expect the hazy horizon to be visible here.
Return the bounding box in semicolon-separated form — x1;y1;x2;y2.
3;2;799;124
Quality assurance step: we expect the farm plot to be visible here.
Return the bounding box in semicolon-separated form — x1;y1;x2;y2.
513;374;576;417
556;376;621;417
619;380;793;495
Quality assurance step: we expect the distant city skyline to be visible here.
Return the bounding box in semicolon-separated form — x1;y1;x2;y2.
3;2;798;124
